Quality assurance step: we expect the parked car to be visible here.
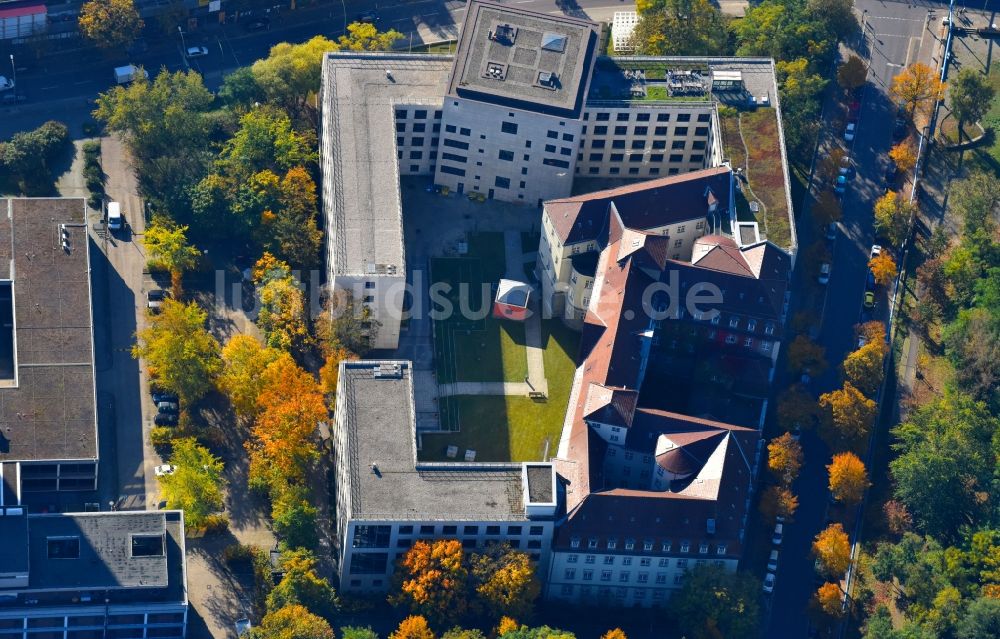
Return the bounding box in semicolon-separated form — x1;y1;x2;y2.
243;17;270;31
818;263;831;285
767;550;779;572
870;244;883;259
838;160;856;180
157;401;179;414
884;160;898;184
0;76;13;91
151;389;178;404
835;174;847;194
354;10;378;23
186;46;209;58
825;222;838;241
866;270;876;291
147;289;167;313
858;334;869;349
844;122;856;141
154;412;179;426
763;572;776;593
848;100;860;117
772;523;784;545
864;291;875;309
154;464;176;476
893;117;907;141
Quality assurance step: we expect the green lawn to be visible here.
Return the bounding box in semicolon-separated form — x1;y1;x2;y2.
421;321;580;462
432;232;527;384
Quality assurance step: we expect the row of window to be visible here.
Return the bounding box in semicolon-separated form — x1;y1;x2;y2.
567;538;727;555
396;122;440;134
582;152;705;164
585;131;707;149
583;125;710;139
394;108;442;120
395;524;544;536
563;569;679;585
557;583;672;600
585;111;711;123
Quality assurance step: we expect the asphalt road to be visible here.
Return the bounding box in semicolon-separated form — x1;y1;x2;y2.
0;0;631;138
763;2;941;636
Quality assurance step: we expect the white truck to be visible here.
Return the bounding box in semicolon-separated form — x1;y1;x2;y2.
114;65;148;85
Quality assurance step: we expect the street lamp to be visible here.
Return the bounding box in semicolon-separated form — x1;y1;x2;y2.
8;54;14;91
177;25;187;53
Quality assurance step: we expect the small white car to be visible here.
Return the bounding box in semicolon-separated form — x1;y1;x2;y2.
0;76;13;91
844;122;856;142
186;46;209;58
818;263;831;285
763;572;776;593
870;244;883;259
772;523;784;545
154;464;176;477
767;550;779;572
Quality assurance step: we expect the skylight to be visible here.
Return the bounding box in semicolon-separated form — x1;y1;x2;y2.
541;33;567;53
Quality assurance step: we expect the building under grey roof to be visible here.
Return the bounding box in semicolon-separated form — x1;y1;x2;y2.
0;199;97;471
337;361;529;521
321;53;452;279
448;0;598;118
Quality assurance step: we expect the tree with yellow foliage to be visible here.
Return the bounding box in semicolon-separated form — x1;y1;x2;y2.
828;452;870;506
819;382;877;450
246;353;326;489
143;219;200;297
889;141;917;174
390;616;436;639
857;321;886;346
814;582;845;617
873;191;913;248
869;253;897;288
219;334;281;420
469;544;540;620
842;340;886;397
890;62;946;122
391;540;468;626
813;523;851;577
787;335;828;377
759;485;799;523
78;0;143;51
253;253;310;353
251;604;333;639
319;345;355;408
768;432;803;485
495;618;519;636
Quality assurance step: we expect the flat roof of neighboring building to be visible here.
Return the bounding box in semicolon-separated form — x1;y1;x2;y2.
448;0;599;118
0;198;97;464
322;54;452;278
339;361;528;521
0;510;187;605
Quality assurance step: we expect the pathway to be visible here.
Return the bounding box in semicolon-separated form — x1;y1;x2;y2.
438;381;534;397
506;230;548;396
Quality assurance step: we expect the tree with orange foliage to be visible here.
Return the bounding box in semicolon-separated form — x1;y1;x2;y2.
495;618;519;636
390;616;436;639
827;452;870;506
888;141;917;174
759;485;799;523
890;62;946;121
814;582;845;617
246;353;327;489
787;335;828;377
601;630;628;639
813;523;851;576
857;321;886;347
390;540;468;626
768;432;803;485
818;382;876;450
869;253;897;288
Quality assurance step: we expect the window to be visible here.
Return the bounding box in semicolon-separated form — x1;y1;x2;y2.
696;220;705;230
543;158;570;168
589;153;604;162
611;140;626;150
560;147;572;156
352;525;391;548
656;573;667;584
625;539;635;550
699;543;709;554
649;154;664;163
411;136;425;146
413;123;426;133
614;125;627;135
565;568;577;579
669;154;683;162
409;151;423;160
677;113;691;122
395;108;408;119
748;319;757;331
561;584;574;596
459;127;471;136
570;536;580;548
622;557;632;566
519;181;526;188
638;572;649;583
445;124;456;133
659;556;669;566
562;133;575;142
589;538;599;549
609;167;620;174
601;570;612;582
363;295;374;303
693;140;707;150
501;121;518;134
545;144;557;153
463;525;478;535
442;525;458;535
583;570;594;581
674;574;685;585
443;138;469;150
47;537;80;559
711;315;720;325
499;150;514;161
592;139;606;149
643;540;654;551
585;554;596;564
433;123;441;133
695;126;709;136
619;571;630;583
674;239;683;248
718;544;728;555
616;112;630;121
680;541;690;553
607;539;617;550
765;323;775;335
397;538;412;548
631;140;645;150
364;281;375;289
589;167;599;174
610;153;624;162
596;112;610;121
530;525;544;536
630;153;643;162
396;122;406;133
657;113;670;122
420;525;435;534
726;335;737;344
350;553;389;575
729;317;739;328
672;140;686;150
397;136;405;147
442;152;467;163
495;176;511;189
604;555;615;565
762;340;772;353
745;337;754;348
547;130;558;139
440;165;466;177
691;154;704;163
640;557;651;567
652;140;666;150
594;125;608;135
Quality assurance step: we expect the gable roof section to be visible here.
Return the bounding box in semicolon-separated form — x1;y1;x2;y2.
583;384;639;428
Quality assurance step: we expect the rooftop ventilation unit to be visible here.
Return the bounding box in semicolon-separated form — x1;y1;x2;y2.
537;71;559;90
489;23;517;45
373;363;403;379
541;32;568;53
485;62;507;81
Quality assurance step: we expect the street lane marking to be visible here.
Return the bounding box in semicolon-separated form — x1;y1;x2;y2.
905;35;920;67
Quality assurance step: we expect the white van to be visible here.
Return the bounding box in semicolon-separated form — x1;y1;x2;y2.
107;201;123;231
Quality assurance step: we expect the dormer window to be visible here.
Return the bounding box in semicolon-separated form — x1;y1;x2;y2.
717;544;728;555
662;541;672;552
571;537;581;548
765;323;775;335
680;541;690;553
588;538;598;549
699;543;709;554
607;538;617;550
729;317;739;328
643;540;654;552
711;315;720;325
748;319;757;331
694;311;703;321
625;539;635;550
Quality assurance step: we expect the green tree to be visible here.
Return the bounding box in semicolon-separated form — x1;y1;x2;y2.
776;58;828;154
948;170;1000;238
143;219;200;296
0;120;70;194
158;438;224;530
261;167;323;270
469;544;541;620
271;483;319;550
441;630;486;639
317;289;379;357
890;393;1000;539
132;299;221;405
956;597;1000;639
632;0;729;56
787;334;828;377
217;107;317;183
671;564;760;639
250;604;333;639
267;550;339;619
340;628;380;639
78;0;144;50
943;306;1000;406
219;66;266;110
949;68;995;142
